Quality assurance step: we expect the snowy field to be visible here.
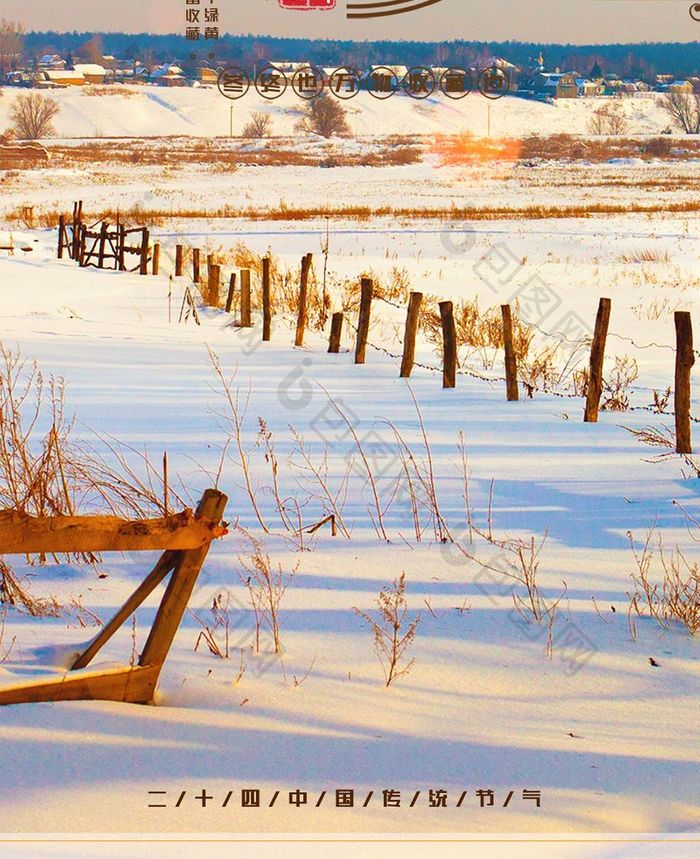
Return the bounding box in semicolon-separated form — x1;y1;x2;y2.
0;99;699;841
0;84;678;139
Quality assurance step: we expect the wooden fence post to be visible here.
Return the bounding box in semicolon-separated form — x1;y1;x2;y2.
400;291;423;378
139;229;150;276
675;311;694;454
262;256;272;341
193;248;200;284
98;222;108;269
207;264;221;307
72;200;83;261
78;224;87;267
501;304;519;401
225;272;236;313
175;244;183;277
117;224;125;271
57;215;65;259
328;312;344;353
240;269;252;327
439;300;457;389
152;243;160;276
295;253;313;348
355;277;373;365
583;297;611;423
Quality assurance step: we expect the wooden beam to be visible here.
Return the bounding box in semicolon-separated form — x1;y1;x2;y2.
140;490;227;668
71;551;177;670
0;509;227;556
0;664;160;707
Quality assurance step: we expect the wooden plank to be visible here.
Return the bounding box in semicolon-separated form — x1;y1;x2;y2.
400;291;423;378
0;509;226;556
584;298;611;423
501;304;519;401
140;490;227;668
71;551;177;670
0;664;160;707
675;311;694;454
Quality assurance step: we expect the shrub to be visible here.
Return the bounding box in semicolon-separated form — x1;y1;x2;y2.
587;103;628;136
241;111;272;139
295;93;351;138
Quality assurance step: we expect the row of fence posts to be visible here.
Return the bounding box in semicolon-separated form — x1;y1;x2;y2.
147;241;696;457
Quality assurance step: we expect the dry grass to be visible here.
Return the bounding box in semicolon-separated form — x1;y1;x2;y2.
619;248;671;264
628;527;700;636
11;194;700;230
0;344;179;614
82;86;138;98
353;573;421;687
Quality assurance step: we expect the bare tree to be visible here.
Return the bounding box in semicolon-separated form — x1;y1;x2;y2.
660;91;700;134
587;102;628;135
295;93;351;138
10;93;60;140
80;34;104;65
0;19;24;77
241;111;272;138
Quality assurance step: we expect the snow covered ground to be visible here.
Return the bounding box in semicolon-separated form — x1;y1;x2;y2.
0;205;698;838
0;84;677;140
0;85;699;842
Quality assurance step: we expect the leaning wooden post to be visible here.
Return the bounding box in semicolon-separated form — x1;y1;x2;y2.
675;311;694;454
152;243;160;276
583;297;611;423
328;312;344;353
175;244;183;277
207;264;221;307
139;229;150;276
240;268;252;327
400;291;423;378
192;248;200;283
139;490;228;674
262;256;272;341
439;300;457;389
295;253;313;348
57;215;65;259
501;304;519;401
225;272;236;313
355;277;373;364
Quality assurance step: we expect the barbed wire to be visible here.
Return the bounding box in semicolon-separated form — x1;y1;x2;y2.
375;294;694;358
343;318;700;422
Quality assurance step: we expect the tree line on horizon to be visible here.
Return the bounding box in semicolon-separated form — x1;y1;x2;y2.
7;29;700;80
